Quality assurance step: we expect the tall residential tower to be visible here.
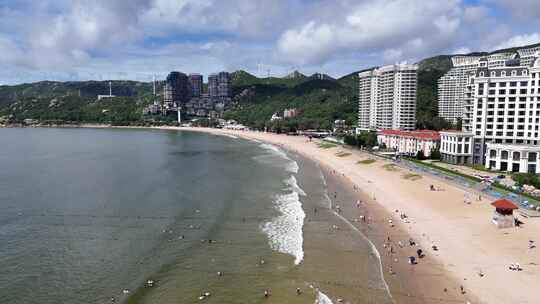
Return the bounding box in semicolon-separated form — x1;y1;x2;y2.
164;71;191;108
188;73;203;97
358;63;418;131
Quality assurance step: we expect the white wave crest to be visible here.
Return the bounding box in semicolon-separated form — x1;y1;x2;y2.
259;143;289;159
258;143;298;173
261;176;306;265
285;175;306;196
222;134;238;139
315;291;334;304
286;161;299;174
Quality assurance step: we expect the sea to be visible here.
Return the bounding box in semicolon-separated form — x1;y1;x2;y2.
0;128;392;304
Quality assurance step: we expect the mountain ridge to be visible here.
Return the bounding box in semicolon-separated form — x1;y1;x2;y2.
2;42;540;129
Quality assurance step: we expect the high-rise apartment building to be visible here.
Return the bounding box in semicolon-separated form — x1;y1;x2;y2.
189;73;203;97
357;63;418;131
164;71;191;107
208;72;231;98
217;72;232;98
208;74;218;97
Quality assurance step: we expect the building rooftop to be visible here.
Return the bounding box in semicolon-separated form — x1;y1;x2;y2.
379;129;440;140
491;199;518;210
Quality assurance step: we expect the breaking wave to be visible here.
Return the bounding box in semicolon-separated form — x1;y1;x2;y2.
315;290;334;304
258;143;299;173
261;173;306;265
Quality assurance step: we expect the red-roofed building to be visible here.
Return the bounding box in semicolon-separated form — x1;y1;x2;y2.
377;129;440;157
491;199;518;228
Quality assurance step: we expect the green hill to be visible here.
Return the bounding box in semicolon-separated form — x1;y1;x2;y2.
3;41;540;129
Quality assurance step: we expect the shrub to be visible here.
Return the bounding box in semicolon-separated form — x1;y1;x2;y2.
344;134;357;146
512;173;540;189
430;148;441;160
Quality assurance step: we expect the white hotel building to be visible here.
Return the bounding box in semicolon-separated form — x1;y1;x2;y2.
438;53;517;124
358;63;418;132
441;54;540;173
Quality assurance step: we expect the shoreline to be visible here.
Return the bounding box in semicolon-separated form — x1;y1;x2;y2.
9;125;540;303
188;127;474;303
181;127;540;304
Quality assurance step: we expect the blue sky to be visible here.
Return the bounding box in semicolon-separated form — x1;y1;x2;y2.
1;0;540;84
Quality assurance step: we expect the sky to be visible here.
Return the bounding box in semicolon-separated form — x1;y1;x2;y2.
1;0;540;85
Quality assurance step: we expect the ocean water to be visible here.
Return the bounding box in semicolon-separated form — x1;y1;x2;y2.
0;128;392;304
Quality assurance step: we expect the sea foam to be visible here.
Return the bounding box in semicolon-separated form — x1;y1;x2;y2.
261;175;306;265
315;291;334;304
258;143;299;173
222;134;238;139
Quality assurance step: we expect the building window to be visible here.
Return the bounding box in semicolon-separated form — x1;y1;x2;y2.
513;152;520;161
529;152;537;162
490;150;497;158
480;72;484;77
501;151;509;160
511;70;517;76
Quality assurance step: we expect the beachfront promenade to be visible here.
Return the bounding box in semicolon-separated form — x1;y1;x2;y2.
184;127;540;304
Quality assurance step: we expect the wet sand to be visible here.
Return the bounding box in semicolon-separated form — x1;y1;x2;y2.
319;163;474;304
65;125;540;304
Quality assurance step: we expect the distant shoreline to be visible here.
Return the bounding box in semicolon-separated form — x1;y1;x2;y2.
5;125;540;303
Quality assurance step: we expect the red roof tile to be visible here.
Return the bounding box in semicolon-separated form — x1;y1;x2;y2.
491;199;518;210
379;129;440;140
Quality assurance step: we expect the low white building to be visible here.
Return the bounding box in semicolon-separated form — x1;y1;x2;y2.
377;130;440;157
484;143;540;173
283;108;299;118
440;131;474;165
270;113;282;121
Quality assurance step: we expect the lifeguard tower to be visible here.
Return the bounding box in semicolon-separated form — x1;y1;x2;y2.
491;199;518;229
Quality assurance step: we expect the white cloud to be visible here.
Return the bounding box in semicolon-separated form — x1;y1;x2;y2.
1;0;540;84
494;33;540;50
495;0;540;19
463;6;488;22
276;0;463;65
453;47;472;54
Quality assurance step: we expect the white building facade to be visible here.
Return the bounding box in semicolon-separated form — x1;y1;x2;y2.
440;131;474;165
517;45;540;67
438;53;517;124
377;130;440;157
441;56;540;173
358;64;418;132
484;143;540;173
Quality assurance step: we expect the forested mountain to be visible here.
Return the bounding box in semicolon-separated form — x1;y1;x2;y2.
2;42;540;129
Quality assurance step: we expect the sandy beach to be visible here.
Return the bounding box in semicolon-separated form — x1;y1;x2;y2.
176;126;540;304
